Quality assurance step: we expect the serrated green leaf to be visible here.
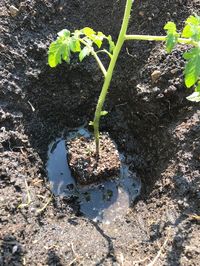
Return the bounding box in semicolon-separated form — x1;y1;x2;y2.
91;31;105;48
88;34;103;49
182;24;193;38
79;46;90;62
92;34;103;48
186;15;200;26
48;36;70;67
69;37;81;52
182;15;200;41
82;27;96;37
164;22;179;53
183;47;200;87
164;21;177;32
100;111;108;116
107;35;115;53
186;91;200;102
93;38;102;48
82;28;104;48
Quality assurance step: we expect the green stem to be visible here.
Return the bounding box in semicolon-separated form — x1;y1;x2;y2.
92;0;133;156
96;49;112;58
92;50;107;77
125;34;195;45
80;39;107;77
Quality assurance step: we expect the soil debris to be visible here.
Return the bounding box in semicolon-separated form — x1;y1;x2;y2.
151;69;161;83
9;5;19;17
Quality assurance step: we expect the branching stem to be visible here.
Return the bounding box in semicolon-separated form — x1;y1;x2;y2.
80;39;107;77
91;50;107;77
96;49;113;58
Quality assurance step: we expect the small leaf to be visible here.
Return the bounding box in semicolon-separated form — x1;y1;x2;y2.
100;111;108;116
183;47;200;87
82;27;96;37
186;91;200;102
107;35;115;53
82;27;101;47
79;46;90;62
92;32;105;48
85;35;102;48
187;15;200;25
93;38;102;48
48;36;70;67
89;121;94;126
182;15;200;41
182;24;193;38
164;22;179;53
92;35;103;48
69;37;81;52
58;29;70;38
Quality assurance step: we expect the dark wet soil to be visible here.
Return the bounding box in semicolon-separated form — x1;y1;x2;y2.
1;0;200;265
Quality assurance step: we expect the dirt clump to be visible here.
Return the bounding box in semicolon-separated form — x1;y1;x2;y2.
67;133;121;185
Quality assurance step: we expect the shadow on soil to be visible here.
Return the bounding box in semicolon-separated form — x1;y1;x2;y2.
90;221;117;265
0;235;23;266
47;250;62;266
140;115;200;265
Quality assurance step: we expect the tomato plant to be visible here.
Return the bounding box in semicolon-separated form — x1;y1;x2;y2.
48;0;200;156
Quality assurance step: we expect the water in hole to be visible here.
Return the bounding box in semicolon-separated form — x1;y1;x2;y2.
46;128;141;223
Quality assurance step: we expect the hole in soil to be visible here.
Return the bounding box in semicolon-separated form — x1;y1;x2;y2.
46;128;141;223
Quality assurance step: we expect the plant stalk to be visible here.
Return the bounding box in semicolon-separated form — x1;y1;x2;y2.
92;0;133;156
125;34;195;45
91;50;107;77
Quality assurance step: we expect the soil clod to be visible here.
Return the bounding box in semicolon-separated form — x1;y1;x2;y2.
67;133;121;185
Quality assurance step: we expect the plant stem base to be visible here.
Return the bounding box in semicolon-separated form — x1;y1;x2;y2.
67;133;121;185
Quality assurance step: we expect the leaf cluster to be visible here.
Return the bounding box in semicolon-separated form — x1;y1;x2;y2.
164;15;200;102
48;27;115;67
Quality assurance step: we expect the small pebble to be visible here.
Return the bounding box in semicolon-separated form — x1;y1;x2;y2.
139;11;144;16
12;245;18;254
151;70;161;83
9;5;19;17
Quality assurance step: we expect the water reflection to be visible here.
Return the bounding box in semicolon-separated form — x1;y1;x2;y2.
46;129;141;223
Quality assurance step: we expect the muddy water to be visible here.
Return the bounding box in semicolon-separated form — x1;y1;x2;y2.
46;128;141;223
